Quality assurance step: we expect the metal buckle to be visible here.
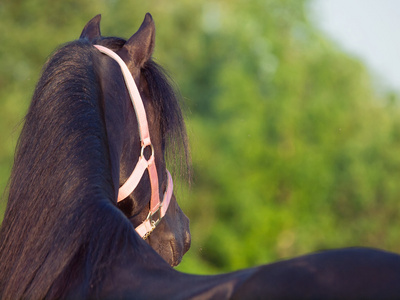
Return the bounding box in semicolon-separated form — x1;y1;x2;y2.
142;204;163;240
147;204;162;227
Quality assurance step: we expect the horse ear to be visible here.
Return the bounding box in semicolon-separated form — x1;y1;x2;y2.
120;13;155;69
80;14;101;41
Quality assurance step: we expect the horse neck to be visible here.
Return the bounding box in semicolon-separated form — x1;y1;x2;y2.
0;41;132;299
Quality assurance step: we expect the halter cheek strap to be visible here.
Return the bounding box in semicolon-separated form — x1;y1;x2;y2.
94;44;173;239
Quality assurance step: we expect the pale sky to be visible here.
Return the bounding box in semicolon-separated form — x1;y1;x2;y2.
310;0;400;92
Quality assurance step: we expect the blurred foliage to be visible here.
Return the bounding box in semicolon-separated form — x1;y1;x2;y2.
1;0;400;275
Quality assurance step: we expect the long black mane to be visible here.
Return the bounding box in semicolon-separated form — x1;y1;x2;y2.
0;37;189;299
142;60;191;182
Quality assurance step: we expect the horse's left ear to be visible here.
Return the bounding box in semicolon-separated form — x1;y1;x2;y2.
80;14;101;41
119;13;155;69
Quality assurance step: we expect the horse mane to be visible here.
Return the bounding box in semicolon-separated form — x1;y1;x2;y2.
0;39;139;299
142;59;191;182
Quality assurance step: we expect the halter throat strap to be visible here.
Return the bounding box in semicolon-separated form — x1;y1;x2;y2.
94;44;172;239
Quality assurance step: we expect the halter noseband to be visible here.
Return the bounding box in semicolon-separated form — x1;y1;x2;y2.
94;45;173;239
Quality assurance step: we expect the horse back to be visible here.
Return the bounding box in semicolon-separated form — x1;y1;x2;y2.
231;247;400;300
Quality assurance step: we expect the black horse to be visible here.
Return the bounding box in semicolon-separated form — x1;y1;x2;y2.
1;14;400;299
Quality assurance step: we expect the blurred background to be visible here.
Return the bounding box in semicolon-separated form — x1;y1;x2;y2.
1;0;400;275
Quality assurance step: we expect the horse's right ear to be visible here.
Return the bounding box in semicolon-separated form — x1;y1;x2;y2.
80;14;101;41
119;13;155;70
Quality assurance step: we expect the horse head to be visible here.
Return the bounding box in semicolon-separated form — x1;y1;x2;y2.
80;14;191;266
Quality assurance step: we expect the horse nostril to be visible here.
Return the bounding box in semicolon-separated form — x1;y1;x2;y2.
182;213;191;254
184;230;191;253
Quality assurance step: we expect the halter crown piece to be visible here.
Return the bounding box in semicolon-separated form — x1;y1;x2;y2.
94;45;173;239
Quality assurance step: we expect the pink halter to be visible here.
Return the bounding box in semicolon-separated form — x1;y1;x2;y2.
94;44;173;239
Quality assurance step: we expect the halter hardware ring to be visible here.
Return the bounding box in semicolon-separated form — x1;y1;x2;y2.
140;143;154;162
